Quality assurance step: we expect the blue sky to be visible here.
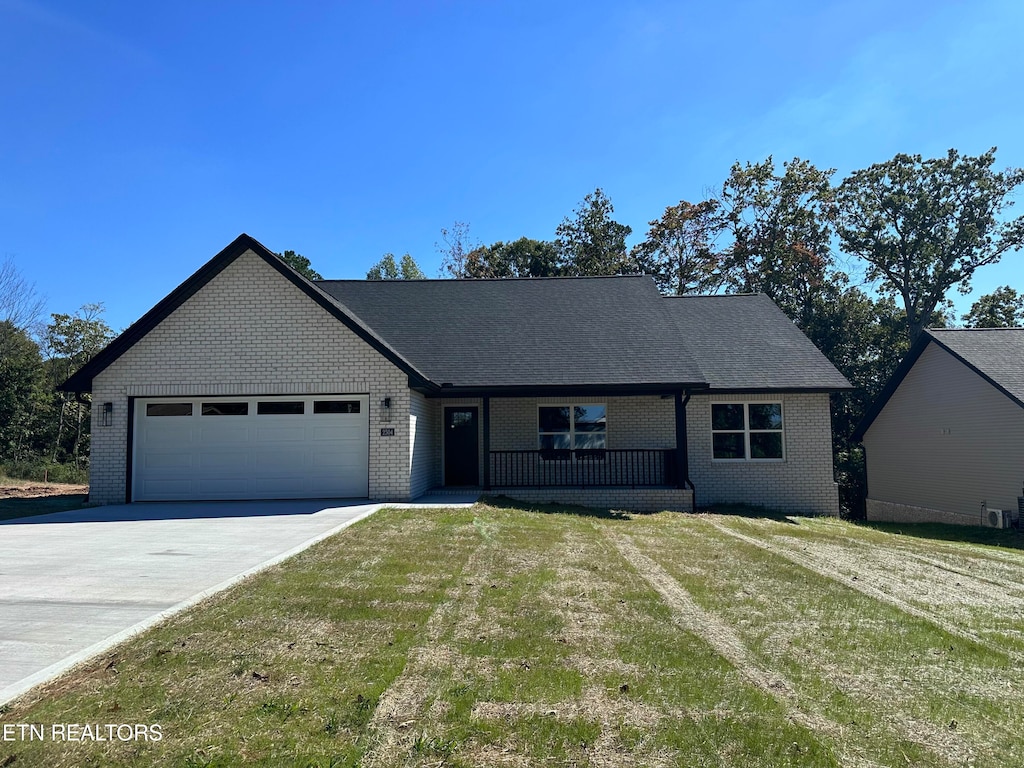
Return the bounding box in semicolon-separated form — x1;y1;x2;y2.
2;0;1022;332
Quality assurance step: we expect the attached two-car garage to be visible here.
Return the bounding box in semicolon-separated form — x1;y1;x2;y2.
131;395;369;501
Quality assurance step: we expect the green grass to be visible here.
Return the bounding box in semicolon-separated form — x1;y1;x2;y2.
3;501;1023;766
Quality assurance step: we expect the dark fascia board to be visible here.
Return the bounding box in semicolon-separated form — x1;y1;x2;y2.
702;386;853;395
60;234;432;393
851;331;1024;443
415;382;711;398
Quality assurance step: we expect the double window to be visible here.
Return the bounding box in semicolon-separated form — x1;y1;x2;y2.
538;405;606;450
711;403;784;460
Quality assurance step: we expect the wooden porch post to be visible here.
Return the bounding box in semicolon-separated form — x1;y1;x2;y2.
482;396;491;490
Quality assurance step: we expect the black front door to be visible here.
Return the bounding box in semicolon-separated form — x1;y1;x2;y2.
444;407;479;486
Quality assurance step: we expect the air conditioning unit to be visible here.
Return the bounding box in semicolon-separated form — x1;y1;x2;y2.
982;507;1010;529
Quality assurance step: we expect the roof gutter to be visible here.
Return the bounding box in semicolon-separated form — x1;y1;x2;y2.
414;382;711;398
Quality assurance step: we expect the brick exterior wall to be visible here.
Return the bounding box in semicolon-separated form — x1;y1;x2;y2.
491;488;693;512
488;396;675;450
687;392;839;516
90;250;412;504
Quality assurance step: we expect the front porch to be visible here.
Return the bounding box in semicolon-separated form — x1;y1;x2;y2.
413;392;695;513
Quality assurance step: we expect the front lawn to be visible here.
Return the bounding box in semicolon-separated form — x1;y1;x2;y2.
2;500;1022;766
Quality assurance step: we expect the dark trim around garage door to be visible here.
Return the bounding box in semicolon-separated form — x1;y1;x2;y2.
125;396;136;504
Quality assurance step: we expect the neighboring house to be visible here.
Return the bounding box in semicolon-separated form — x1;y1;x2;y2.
61;234;850;514
853;328;1024;527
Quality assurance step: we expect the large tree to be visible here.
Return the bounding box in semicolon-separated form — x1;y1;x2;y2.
0;256;45;330
716;157;839;329
632;199;724;295
367;253;425;280
555;188;635;276
962;285;1024;328
462;238;561;279
835;148;1024;345
437;221;478;278
277;250;322;281
42;304;115;466
0;320;49;463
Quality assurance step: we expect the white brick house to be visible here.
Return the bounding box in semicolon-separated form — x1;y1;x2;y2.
62;235;850;514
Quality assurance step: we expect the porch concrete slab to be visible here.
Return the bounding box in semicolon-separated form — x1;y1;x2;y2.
404;490;481;507
0;499;381;706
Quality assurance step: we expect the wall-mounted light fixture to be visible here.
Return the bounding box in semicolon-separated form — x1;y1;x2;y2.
102;402;113;427
379;396;392;423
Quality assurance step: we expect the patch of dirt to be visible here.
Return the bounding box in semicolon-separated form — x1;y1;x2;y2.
0;481;88;499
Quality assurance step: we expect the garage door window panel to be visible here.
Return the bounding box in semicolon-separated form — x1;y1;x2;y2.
257;401;304;415
146;403;192;417
202;402;249;416
314;400;361;414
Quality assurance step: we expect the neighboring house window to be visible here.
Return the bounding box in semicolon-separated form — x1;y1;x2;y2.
711;403;784;460
539;405;607;450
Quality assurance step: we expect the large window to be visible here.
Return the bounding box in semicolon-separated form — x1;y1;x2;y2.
711;403;783;460
539;405;606;450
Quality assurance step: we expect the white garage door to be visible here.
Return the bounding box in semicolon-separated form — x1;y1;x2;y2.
132;395;369;501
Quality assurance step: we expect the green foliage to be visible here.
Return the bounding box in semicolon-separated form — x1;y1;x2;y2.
962;285;1024;327
464;237;561;278
277;249;323;280
42;304;116;467
366;253;399;280
0;321;49;462
632;199;724;294
398;253;425;279
366;252;425;280
1;459;89;484
717;156;839;328
556;188;635;276
836;147;1024;345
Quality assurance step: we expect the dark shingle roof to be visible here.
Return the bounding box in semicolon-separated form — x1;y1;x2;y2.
317;276;707;389
851;327;1024;442
59;234;852;395
662;294;853;390
318;278;851;392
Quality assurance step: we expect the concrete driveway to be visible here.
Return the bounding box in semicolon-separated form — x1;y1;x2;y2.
0;499;386;705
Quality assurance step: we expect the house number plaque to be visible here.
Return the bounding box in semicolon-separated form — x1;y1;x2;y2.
380;428;396;436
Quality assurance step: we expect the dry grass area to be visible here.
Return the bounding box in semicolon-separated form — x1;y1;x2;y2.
2;500;1023;767
0;477;88;520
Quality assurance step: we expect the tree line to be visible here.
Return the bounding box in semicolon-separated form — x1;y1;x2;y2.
0;271;115;482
